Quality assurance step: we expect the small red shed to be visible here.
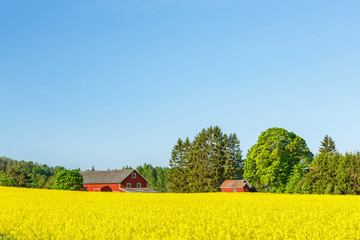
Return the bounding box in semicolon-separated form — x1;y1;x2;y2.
220;179;252;193
80;169;157;193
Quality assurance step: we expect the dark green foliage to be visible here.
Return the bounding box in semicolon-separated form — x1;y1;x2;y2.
168;137;192;193
303;152;360;195
168;126;242;193
53;169;86;191
0;157;65;189
136;163;169;192
319;135;336;155
244;127;313;193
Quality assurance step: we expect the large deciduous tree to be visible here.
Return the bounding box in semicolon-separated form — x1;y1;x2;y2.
244;127;313;193
54;170;86;191
168;126;242;193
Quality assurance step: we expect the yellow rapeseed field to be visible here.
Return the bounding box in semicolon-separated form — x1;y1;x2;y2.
1;187;360;240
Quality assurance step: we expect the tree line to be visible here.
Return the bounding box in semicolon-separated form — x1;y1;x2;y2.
2;126;359;195
0;157;169;192
168;126;360;195
0;157;65;188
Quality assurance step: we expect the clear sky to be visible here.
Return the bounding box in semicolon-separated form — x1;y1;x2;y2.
1;1;360;170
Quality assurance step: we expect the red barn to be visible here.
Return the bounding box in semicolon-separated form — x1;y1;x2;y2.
220;179;252;192
80;169;157;193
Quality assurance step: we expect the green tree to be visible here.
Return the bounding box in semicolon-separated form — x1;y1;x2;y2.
168;138;192;192
0;157;65;189
168;126;242;193
53;170;86;191
319;135;336;155
154;166;169;192
304;152;360;195
0;172;15;187
285;164;307;194
244;127;313;192
136;163;169;192
298;135;360;195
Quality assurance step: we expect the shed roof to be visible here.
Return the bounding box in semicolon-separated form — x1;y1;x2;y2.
220;180;252;189
80;169;146;184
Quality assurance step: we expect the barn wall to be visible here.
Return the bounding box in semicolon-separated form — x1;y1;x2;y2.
84;184;125;192
221;187;250;192
221;188;234;193
237;186;250;192
120;171;149;188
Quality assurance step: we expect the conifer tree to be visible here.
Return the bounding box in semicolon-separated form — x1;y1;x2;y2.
304;152;360;195
136;164;169;192
168;126;242;193
319;135;336;155
168;138;186;192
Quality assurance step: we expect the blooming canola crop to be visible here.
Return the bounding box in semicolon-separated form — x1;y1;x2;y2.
0;187;360;239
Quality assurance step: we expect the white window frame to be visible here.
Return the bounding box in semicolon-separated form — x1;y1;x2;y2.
132;172;136;178
126;183;131;188
137;183;141;188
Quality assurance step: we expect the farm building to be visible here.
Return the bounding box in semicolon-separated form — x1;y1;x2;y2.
220;179;252;192
80;169;157;193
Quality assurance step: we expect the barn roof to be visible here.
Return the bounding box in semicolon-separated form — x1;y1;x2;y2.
220;180;252;189
80;169;146;184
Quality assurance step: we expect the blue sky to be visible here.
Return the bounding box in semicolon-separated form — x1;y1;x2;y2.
1;1;360;170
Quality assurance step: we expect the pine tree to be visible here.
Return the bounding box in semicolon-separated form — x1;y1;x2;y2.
319;135;336;155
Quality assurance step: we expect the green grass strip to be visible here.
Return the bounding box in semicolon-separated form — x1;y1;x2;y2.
0;233;16;240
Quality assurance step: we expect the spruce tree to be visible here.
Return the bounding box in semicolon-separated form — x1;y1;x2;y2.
168;138;186;192
304;152;360;195
136;164;169;192
319;135;336;155
168;126;242;193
